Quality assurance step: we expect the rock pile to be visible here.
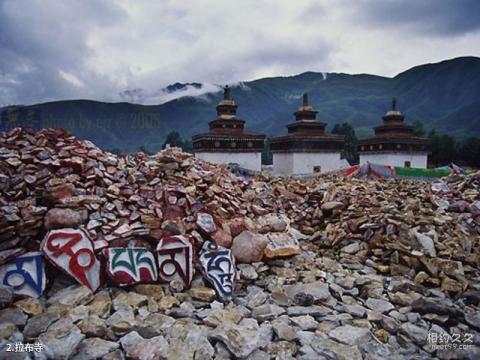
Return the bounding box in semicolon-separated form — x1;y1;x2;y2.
0;127;479;359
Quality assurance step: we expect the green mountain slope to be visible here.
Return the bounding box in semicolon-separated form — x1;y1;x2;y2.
1;56;479;152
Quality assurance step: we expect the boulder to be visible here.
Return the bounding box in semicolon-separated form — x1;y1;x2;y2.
231;231;268;263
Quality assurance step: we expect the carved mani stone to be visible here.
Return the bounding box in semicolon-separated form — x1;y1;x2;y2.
199;241;236;302
0;251;46;298
156;235;194;288
41;228;101;291
103;247;158;286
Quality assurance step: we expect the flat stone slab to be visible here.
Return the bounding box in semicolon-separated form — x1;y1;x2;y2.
284;281;331;303
328;325;371;346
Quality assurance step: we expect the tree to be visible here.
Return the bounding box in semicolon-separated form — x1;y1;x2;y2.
162;131;184;149
138;145;153;155
162;131;193;152
459;137;480;168
428;130;458;167
332;122;359;164
412;120;426;137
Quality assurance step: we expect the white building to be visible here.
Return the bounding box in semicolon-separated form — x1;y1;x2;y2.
270;94;347;176
358;98;429;168
192;86;265;172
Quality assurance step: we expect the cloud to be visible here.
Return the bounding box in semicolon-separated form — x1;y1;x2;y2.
0;0;126;106
352;0;480;36
0;0;479;106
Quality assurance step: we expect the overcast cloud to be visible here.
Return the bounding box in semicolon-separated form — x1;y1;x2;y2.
0;0;479;106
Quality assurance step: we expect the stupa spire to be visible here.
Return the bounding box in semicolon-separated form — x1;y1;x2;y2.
303;93;309;107
224;85;230;100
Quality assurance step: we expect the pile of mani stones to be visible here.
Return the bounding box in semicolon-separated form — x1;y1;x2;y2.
1;228;242;302
0;127;303;302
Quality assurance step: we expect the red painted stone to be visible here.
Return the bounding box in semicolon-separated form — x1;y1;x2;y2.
156;235;194;287
41;228;101;291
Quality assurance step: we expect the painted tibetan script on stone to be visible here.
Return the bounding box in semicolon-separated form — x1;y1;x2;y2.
104;247;158;286
0;251;46;298
199;241;236;302
156;235;194;287
41;228;101;291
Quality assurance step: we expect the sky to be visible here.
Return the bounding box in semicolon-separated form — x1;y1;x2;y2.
1;0;479;106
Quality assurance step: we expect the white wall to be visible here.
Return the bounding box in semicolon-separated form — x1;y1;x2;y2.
195;152;262;172
273;152;348;176
359;152;428;168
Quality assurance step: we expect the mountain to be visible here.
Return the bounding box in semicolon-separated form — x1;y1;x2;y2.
1;57;479;152
118;82;216;104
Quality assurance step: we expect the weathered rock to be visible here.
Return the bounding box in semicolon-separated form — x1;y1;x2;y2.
196;213;216;234
340;242;360;254
290;315;318;330
106;306;136;336
79;315;108;337
189;286;216;302
321;201;345;212
285;281;331;303
342;304;367;318
72;337;119;360
136;313;175;338
411;229;437;257
365;298;394;313
272;318;298;341
87;290;112;318
310;334;363;360
0;285;13;309
113;292;148;310
237;263;259;280
38;318;85;360
47;284;93;306
256;213;289;233
203;307;244;327
246;286;268;309
328;325;371;346
44;208;87;230
264;232;300;259
398;323;428;345
13;298;43;317
166;321;215;359
23;310;60;339
120;331;169;360
0;307;27;327
43;183;76;205
210;318;272;358
211;228;233;248
231;231;268;263
252;303;285;322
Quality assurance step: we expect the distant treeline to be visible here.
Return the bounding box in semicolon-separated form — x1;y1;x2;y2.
110;122;480;169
